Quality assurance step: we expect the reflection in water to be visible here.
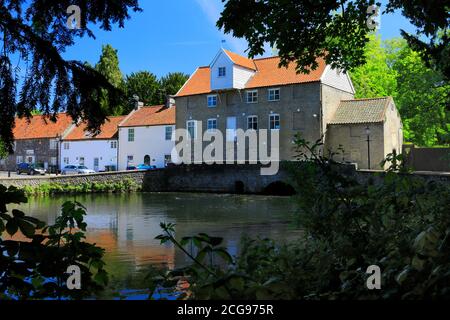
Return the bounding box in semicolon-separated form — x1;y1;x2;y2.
16;193;300;298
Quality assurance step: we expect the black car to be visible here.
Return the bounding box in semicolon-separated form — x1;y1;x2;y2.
16;163;46;175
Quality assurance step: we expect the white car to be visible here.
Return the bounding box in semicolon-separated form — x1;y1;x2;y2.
62;165;96;175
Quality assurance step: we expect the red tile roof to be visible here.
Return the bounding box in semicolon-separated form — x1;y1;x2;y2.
13;113;73;140
63;116;126;141
119;105;176;127
176;53;327;97
223;49;256;70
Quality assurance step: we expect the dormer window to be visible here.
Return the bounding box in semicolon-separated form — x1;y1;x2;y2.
207;95;218;107
218;67;226;77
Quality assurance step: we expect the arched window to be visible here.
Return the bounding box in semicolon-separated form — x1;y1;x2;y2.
144;155;151;165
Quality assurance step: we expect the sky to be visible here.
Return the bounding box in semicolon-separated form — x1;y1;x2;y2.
63;0;418;78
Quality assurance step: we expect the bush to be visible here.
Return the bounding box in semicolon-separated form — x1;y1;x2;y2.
153;138;450;300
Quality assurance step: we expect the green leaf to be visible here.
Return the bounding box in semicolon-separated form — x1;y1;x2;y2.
5;220;18;236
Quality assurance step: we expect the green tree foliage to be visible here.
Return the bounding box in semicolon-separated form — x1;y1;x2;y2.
0;185;108;300
218;0;449;79
125;71;160;107
153;138;450;300
95;44;126;115
351;36;449;146
0;139;7;159
157;72;189;104
0;1;141;151
350;35;397;98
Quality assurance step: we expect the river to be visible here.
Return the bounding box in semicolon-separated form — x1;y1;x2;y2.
17;192;301;299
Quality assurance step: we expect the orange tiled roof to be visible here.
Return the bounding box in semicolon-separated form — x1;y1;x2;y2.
119;105;176;127
176;54;327;97
63;115;126;141
223;49;256;70
13;113;73;140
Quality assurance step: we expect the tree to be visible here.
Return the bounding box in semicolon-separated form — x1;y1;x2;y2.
217;0;449;79
95;44;126;115
350;36;449;146
125;71;160;107
0;1;141;151
350;34;397;99
158;72;189;104
385;39;450;146
0;140;7;160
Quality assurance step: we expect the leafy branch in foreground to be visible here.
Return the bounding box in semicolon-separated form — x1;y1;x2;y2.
151;138;449;300
0;185;108;300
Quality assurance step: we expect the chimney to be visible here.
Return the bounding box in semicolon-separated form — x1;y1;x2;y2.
166;95;175;108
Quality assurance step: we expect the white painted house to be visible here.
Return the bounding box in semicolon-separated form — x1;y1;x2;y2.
60;116;126;172
118;105;176;170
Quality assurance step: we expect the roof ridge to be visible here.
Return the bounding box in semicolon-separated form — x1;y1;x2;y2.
252;56;279;61
341;96;390;102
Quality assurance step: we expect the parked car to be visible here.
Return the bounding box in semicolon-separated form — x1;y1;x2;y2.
126;165;137;171
62;165;96;175
16;163;46;175
136;164;157;171
77;166;96;174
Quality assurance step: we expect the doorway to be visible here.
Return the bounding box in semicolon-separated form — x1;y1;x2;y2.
144;155;151;165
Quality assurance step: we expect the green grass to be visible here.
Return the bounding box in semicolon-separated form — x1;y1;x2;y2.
23;179;141;196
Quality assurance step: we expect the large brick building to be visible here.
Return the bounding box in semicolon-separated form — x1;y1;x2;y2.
173;48;403;168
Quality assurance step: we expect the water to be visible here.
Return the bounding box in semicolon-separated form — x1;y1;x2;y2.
16;193;301;299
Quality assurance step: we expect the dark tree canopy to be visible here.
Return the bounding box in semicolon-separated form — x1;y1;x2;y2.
0;0;141;151
217;0;449;79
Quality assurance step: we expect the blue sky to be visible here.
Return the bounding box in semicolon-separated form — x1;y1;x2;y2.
63;0;417;78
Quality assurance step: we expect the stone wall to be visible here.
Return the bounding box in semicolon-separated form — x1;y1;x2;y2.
0;163;448;193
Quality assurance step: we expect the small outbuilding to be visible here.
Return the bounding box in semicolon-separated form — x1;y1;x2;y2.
325;97;403;170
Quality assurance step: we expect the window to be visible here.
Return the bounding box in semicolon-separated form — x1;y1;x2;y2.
164;154;172;166
207;95;217;107
110;141;117;149
16;156;23;164
165;126;173;140
218;67;226;77
268;88;280;101
246;90;258;103
63;142;70;150
207;119;217;131
247;116;258;130
79;157;85;166
49;139;58;150
269;114;280;130
128;128;135;142
50;157;57;166
187;120;197;139
127;155;134;165
63;157;69;165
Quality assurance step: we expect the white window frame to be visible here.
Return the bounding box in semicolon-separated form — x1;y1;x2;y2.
110;141;117;149
246;90;258;103
165;126;173;141
207;95;218;107
268;88;280;101
247;116;258;130
16;156;23;164
218;67;226;77
207;118;217;132
63;157;69;165
128;128;135;142
269;114;281;130
49;139;58;150
187;120;197;139
164;154;172;166
63;142;70;150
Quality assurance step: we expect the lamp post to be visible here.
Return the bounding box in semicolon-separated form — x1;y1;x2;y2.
365;126;371;169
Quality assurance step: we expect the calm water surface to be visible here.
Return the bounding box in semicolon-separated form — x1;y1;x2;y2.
18;193;301;299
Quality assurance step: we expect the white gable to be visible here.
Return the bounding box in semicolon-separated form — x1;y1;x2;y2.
321;65;355;94
210;49;255;91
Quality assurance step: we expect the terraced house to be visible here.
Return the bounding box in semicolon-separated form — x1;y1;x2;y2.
174;48;403;169
1;113;73;172
60;115;126;172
